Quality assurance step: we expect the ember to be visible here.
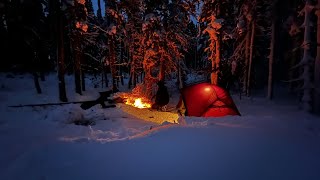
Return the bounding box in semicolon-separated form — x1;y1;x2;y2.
125;97;151;109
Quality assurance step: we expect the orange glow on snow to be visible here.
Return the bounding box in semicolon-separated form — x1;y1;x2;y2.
125;97;152;109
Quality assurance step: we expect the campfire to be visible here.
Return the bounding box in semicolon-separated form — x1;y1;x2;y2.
114;91;179;125
122;96;152;109
115;84;153;109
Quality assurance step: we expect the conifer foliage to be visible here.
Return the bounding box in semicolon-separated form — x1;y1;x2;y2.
1;0;320;114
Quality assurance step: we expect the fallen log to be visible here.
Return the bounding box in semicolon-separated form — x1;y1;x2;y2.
9;101;84;107
8;102;116;109
9;90;118;110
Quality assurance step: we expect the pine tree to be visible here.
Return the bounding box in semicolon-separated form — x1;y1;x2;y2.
69;0;88;95
201;0;238;86
54;0;68;102
123;0;145;88
104;0;124;91
140;0;194;97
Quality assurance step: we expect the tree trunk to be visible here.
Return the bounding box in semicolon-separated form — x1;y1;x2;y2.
120;75;124;85
73;39;82;95
109;38;117;91
40;71;45;81
177;61;183;89
211;39;220;85
300;0;313;112
314;1;320;114
246;21;255;96
289;37;300;91
128;55;135;89
73;35;82;95
33;72;42;94
97;0;102;22
195;26;198;69
32;51;42;94
268;13;276;99
133;72;136;87
128;72;133;89
140;71;144;82
159;61;165;81
39;54;46;81
57;7;68;102
81;69;86;91
120;40;124;86
243;26;251;94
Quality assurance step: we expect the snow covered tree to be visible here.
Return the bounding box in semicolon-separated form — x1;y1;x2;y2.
235;0;258;96
229;0;273;96
293;0;314;112
104;0;124;91
122;0;145;88
200;0;223;85
201;0;240;86
202;15;222;85
131;0;195;97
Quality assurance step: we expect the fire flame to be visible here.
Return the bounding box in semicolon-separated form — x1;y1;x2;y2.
125;97;152;109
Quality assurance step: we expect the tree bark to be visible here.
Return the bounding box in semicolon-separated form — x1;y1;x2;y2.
108;37;117;90
57;6;68;102
177;61;183;89
73;34;82;95
246;21;255;96
73;33;82;95
133;71;136;87
33;72;42;94
159;61;165;81
81;69;86;91
243;26;251;94
300;0;312;112
314;1;320;114
32;51;42;94
128;55;135;89
128;72;133;89
268;7;276;100
40;71;45;81
120;40;124;86
211;39;220;85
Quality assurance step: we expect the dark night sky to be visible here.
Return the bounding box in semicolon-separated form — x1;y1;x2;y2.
92;0;105;17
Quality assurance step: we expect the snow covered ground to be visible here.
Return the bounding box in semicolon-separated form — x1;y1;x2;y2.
1;73;320;180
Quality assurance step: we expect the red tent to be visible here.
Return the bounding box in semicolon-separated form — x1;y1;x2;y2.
177;83;240;117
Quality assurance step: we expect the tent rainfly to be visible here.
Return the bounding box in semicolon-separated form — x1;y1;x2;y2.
177;83;240;117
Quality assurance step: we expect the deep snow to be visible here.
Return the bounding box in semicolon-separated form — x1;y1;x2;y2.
0;73;320;180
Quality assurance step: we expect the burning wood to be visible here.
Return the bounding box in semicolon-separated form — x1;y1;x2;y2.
114;91;178;124
122;96;152;109
114;83;154;109
114;92;152;109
